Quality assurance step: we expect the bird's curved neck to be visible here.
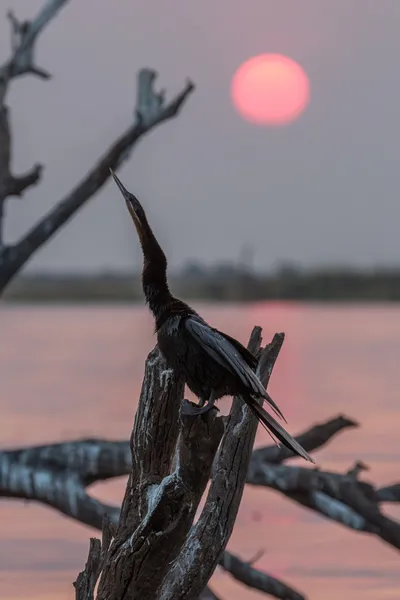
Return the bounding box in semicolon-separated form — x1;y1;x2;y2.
139;221;172;320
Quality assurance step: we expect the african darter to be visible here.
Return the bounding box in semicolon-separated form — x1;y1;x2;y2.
110;169;313;462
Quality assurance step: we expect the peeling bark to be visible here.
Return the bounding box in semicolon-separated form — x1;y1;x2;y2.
158;331;285;600
97;348;223;600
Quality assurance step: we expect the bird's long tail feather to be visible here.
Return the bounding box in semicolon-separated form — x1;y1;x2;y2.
242;395;314;463
262;389;287;423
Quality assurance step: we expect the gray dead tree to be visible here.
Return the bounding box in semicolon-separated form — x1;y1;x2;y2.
0;0;193;292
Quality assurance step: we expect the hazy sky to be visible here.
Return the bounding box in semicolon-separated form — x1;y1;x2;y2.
2;0;400;273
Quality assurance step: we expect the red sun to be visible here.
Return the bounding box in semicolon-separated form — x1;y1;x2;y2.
231;54;310;126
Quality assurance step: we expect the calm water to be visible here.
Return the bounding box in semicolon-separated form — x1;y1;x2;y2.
0;303;399;600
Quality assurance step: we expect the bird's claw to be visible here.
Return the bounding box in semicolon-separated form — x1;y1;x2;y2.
181;399;219;417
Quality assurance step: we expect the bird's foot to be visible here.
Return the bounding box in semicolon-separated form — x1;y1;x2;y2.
181;399;219;417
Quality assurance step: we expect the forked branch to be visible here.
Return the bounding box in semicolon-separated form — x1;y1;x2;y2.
0;1;194;291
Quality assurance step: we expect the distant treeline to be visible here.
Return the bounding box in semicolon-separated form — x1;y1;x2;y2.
5;263;400;302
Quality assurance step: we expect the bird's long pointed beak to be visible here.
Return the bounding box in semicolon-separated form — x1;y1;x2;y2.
109;167;143;230
109;168;130;200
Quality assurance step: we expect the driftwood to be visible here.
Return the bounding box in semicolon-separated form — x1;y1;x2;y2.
1;327;399;598
0;0;193;291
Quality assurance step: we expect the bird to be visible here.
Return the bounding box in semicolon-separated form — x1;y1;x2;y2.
110;168;313;463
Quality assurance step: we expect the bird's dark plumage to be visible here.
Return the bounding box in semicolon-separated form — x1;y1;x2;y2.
110;168;313;463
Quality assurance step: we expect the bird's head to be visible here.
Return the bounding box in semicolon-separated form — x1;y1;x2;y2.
109;167;170;310
109;168;148;244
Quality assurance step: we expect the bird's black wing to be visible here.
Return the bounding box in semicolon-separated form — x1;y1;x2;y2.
184;316;285;421
216;330;258;370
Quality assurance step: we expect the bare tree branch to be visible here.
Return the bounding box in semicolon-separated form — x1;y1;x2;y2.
219;550;306;600
1;438;131;485
0;1;66;247
0;453;120;529
2;163;43;198
0;1;69;97
377;483;400;503
0;1;195;291
2;413;396;547
251;414;358;465
1;389;398;597
247;460;400;549
0;70;194;291
0;106;44;245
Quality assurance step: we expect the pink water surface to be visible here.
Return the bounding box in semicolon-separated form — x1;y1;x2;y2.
0;303;399;599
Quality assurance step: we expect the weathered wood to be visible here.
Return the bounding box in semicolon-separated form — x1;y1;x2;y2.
74;538;102;600
246;459;400;548
96;347;224;600
159;331;284;600
1;414;397;545
74;515;115;600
